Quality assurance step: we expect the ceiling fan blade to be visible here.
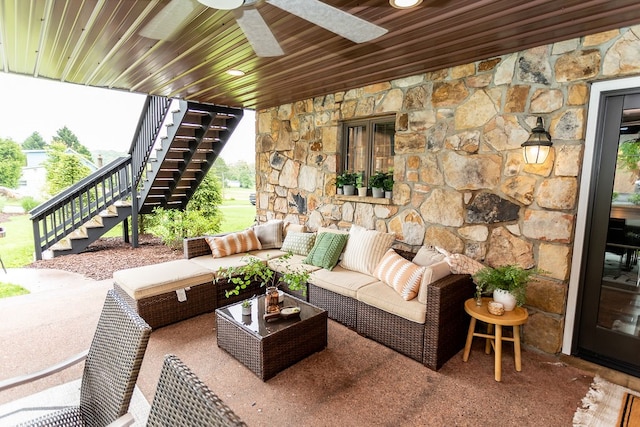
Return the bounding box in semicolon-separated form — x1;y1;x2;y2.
266;0;388;43
140;0;200;41
234;8;284;57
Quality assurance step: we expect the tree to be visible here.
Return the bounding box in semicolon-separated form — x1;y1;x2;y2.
22;131;47;150
44;141;91;195
0;138;26;188
225;160;255;188
54;126;93;161
210;157;229;187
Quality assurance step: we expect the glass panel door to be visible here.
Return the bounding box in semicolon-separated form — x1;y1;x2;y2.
578;92;640;377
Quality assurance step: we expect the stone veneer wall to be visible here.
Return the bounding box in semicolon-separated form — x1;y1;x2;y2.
254;26;640;354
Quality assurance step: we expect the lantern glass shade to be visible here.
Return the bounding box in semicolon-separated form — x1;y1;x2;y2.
521;117;553;164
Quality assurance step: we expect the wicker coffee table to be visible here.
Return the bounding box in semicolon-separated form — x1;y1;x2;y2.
215;293;328;381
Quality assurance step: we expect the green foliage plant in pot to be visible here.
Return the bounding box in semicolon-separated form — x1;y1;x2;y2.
369;171;387;198
383;172;394;199
339;171;357;196
472;264;541;311
356;171;367;196
217;251;310;299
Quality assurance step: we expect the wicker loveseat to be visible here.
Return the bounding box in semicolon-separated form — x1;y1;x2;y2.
182;223;474;371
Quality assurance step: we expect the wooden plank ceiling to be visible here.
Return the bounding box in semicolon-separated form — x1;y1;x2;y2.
1;0;640;111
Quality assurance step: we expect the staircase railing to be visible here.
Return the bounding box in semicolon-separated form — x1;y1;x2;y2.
129;95;172;189
30;156;133;260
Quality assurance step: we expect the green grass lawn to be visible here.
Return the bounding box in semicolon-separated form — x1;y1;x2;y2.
219;187;256;233
0;282;30;298
0;187;256;268
0;214;36;268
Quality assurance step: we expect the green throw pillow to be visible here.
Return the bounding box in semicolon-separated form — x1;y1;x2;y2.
304;232;349;270
280;232;316;256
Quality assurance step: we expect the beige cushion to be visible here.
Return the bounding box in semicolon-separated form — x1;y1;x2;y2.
248;249;288;260
188;253;257;274
253;220;283;249
283;221;306;238
357;282;426;324
113;259;214;300
205;229;261;258
417;260;452;304
340;225;395;276
267;254;322;274
309;266;378;298
374;249;425;301
412;246;445;267
317;226;349;235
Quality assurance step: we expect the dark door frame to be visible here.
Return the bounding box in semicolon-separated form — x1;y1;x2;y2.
565;76;640;369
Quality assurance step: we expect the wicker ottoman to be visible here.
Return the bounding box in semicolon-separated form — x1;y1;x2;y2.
113;259;215;329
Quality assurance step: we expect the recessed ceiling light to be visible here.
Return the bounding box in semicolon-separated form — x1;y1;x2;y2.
389;0;423;9
227;69;246;77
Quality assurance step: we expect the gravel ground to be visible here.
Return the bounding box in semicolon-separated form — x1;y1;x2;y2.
26;235;183;281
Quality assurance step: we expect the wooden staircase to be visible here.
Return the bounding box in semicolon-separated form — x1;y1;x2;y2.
138;100;243;214
30;96;243;259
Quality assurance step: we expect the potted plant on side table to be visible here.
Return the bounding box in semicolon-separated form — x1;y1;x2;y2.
472;264;542;311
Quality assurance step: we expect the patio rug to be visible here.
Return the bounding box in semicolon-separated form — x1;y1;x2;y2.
573;375;640;426
0;379;149;426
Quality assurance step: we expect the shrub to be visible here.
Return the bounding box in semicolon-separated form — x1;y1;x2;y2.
145;172;224;248
20;196;40;212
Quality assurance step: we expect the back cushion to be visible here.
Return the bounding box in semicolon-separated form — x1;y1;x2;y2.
205;229;261;258
304;232;349;270
340;225;395;276
280;232;316;256
253;220;284;249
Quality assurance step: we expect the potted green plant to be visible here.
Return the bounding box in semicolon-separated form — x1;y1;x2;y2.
241;299;252;315
383;173;394;199
356;171;367;196
472;264;541;311
339;171;357;195
217;252;310;299
369;171;387;198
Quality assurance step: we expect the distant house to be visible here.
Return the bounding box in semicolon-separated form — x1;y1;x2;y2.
19;149;98;199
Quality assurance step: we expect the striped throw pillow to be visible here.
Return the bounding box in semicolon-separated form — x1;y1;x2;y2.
253;220;283;249
340;225;395;276
374;249;425;301
205;229;262;258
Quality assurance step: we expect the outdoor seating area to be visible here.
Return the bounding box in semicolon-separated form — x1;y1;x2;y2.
110;219;475;371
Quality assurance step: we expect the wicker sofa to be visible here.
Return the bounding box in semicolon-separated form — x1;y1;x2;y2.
183;227;474;371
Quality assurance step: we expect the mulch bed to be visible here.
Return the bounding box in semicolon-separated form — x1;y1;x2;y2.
26;235;184;281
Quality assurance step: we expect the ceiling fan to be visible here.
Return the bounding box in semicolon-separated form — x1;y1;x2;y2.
140;0;388;57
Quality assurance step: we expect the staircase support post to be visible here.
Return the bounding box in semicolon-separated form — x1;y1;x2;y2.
131;183;139;248
32;220;43;261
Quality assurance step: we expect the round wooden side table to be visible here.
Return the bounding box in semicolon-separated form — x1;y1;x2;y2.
462;297;528;382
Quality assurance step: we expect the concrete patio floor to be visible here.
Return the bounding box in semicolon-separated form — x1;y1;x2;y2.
0;268;638;426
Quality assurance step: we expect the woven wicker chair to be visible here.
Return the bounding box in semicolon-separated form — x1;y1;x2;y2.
113;354;246;427
0;289;152;426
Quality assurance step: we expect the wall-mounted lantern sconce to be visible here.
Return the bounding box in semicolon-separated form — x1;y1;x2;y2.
521;117;553;164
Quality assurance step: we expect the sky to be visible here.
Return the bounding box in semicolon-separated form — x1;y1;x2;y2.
0;72;255;164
